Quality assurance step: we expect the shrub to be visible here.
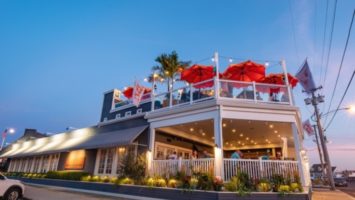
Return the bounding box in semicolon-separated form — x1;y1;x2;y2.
46;171;89;181
109;177;118;184
195;172;213;190
100;176;110;183
155;178;167;187
118;152;146;184
168;179;178;188
119;177;134;185
90;176;100;182
189;177;198;189
278;184;290;193
81;175;91;182
257;182;271;192
146;177;155;187
290;182;302;192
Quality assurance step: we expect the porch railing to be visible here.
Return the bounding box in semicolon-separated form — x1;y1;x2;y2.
151;78;292;112
224;159;299;182
151;158;299;182
151;158;214;177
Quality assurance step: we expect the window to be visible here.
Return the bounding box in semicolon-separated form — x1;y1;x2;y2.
98;149;107;174
116;147;126;174
50;154;60;171
33;157;41;173
136;108;142;114
41;155;50;173
115;113;121;119
27;158;34;172
154;142;192;160
125;111;131;117
105;149;114;174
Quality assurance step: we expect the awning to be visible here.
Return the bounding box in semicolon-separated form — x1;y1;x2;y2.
0;125;148;158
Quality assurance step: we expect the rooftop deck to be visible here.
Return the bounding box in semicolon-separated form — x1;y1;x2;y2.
109;78;294;120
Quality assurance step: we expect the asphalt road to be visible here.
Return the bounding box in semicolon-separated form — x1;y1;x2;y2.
337;181;355;198
22;184;130;200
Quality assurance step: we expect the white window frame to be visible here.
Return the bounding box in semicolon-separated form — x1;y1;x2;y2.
154;142;192;160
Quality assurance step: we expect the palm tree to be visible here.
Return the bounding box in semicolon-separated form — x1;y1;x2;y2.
149;51;190;92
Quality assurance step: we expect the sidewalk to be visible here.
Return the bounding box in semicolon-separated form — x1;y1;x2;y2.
312;188;355;200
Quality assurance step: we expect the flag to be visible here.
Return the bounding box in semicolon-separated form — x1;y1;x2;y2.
132;81;145;107
295;60;316;94
302;119;315;136
2;129;7;139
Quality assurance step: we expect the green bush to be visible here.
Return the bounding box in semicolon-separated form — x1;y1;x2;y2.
46;171;89;181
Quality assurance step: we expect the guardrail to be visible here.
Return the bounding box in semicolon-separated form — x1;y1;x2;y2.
224;159;299;182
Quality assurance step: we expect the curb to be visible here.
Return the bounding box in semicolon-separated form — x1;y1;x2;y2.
24;182;164;200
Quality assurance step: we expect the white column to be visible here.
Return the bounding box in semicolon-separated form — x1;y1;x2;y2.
147;127;156;175
213;108;224;179
281;137;288;159
94;150;101;176
291;123;307;188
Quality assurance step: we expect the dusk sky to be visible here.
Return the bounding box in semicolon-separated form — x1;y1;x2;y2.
0;0;354;170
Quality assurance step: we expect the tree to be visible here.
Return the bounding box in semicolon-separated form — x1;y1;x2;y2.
149;51;190;92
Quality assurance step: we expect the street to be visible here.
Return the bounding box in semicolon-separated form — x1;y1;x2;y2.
22;184;130;200
337;181;355;198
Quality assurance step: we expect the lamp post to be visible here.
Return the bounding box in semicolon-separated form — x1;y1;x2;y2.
0;128;15;151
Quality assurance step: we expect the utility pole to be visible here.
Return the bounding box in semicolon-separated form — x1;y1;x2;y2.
310;88;336;190
313;124;325;178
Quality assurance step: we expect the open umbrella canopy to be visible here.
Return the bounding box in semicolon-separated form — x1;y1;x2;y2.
222;60;266;82
123;86;152;99
260;73;298;88
181;64;216;88
257;73;298;93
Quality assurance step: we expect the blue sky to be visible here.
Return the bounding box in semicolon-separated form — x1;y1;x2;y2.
0;0;354;169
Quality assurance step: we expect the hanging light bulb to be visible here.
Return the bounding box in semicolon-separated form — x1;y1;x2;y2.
265;61;270;67
228;58;233;63
144;78;148;82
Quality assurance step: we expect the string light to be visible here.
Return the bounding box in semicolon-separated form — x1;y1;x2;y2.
144;78;148;82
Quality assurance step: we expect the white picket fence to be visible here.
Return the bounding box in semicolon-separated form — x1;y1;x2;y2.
151;158;214;177
224;159;299;182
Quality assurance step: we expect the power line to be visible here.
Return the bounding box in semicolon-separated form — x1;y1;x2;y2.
318;0;330;84
325;70;355;131
322;0;338;87
288;0;300;64
324;10;355;125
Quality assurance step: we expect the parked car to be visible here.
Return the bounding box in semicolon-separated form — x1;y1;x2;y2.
334;177;348;187
0;173;25;200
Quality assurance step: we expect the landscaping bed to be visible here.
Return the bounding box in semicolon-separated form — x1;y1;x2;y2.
13;177;309;200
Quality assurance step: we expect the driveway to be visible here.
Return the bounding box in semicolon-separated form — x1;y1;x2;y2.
22;184;131;200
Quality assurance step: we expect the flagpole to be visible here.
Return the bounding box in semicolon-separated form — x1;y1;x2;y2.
0;129;7;151
281;59;294;105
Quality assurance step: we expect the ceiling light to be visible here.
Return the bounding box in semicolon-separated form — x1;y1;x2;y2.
278;135;281;137
269;124;274;128
265;139;268;142
232;129;236;133
190;128;194;132
211;136;215;139
223;123;227;127
240;133;243;137
202;132;206;136
226;142;229;145
251;140;254;143
274;130;278;134
254;142;257;145
238;141;241;144
246;137;249;140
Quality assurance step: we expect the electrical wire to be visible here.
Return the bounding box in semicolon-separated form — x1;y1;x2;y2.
288;0;301;65
325;70;355;131
318;0;330;84
324;10;355;126
322;0;338;87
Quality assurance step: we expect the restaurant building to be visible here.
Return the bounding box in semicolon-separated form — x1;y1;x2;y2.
0;59;311;189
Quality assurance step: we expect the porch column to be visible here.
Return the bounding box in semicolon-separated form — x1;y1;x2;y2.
291;123;309;188
213;109;224;179
281;137;288;159
147;127;155;175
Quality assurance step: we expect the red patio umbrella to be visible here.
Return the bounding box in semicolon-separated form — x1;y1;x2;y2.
257;73;298;93
123;86;152;99
222;60;266;82
181;64;216;88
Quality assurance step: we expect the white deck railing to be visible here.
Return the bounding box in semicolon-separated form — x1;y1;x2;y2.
151;78;292;111
151;158;299;182
151;158;214;177
224;159;299;182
